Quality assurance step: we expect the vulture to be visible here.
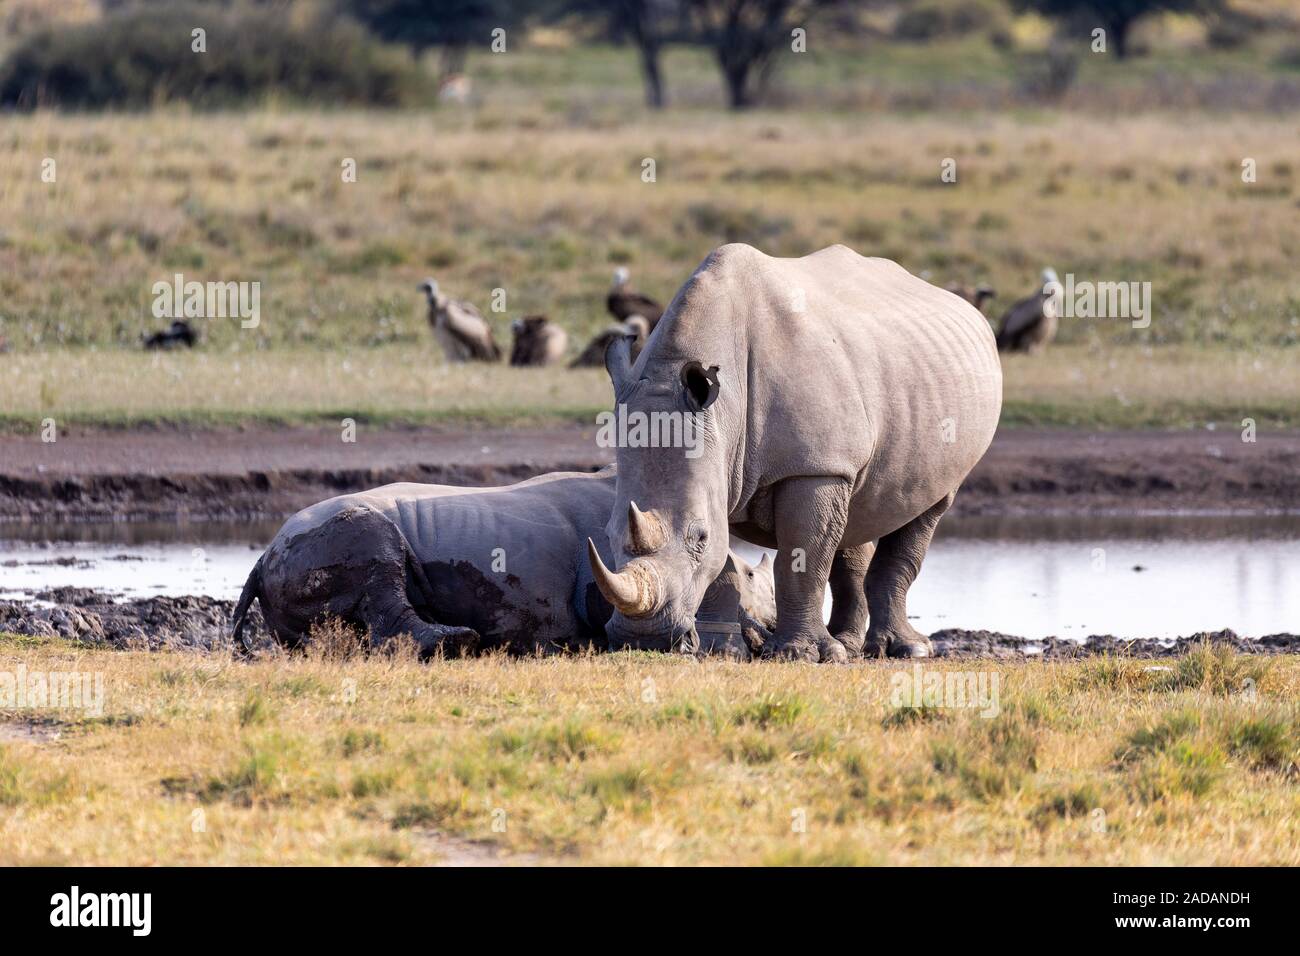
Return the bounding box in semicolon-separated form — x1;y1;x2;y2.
948;283;997;314
418;279;502;363
509;315;569;367
606;267;664;330
144;320;198;350
996;268;1060;354
570;315;650;369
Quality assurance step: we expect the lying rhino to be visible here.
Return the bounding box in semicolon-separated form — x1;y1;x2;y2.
230;468;774;658
589;243;1002;662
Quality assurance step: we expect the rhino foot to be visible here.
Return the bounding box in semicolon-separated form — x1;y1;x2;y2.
830;630;865;661
864;622;932;659
762;631;822;663
417;625;480;660
817;634;850;664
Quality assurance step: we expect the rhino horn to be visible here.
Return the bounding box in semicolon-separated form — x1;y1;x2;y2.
587;539;661;618
626;501;667;555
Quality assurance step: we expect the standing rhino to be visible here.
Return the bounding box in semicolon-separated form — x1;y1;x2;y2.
588;244;1002;662
230;468;775;659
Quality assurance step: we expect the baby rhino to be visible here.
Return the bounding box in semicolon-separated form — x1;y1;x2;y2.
231;468;774;659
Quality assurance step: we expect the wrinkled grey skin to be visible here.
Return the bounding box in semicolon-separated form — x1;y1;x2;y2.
593;243;1002;663
230;468;774;659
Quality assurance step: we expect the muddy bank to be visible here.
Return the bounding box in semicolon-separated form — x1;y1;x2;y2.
2;426;1298;522
2;591;1297;660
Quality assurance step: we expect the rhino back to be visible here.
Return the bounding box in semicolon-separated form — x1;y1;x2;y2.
370;471;615;647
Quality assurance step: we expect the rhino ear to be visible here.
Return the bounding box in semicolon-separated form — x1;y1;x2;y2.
681;362;720;411
722;553;738;575
757;553;771;570
604;334;634;395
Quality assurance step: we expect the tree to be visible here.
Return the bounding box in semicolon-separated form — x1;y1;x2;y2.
556;1;677;108
685;0;832;109
346;0;526;80
1012;0;1220;59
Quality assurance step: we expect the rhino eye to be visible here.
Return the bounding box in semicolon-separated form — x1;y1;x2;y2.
685;520;708;555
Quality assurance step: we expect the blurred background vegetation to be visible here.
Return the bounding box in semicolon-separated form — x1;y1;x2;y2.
0;0;1296;428
2;0;1298;112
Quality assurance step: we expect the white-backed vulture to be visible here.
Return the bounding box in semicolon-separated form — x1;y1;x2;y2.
947;283;996;314
418;279;502;363
509;314;569;367
570;315;650;369
607;267;664;330
996;268;1060;354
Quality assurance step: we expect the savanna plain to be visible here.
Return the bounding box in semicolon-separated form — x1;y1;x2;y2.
2;32;1299;866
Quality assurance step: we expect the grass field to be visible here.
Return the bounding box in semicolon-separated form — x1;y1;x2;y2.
2;108;1297;353
2;345;1296;431
1;38;1297;431
2;633;1297;865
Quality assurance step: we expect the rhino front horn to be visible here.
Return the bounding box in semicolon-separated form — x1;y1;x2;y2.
587;538;661;619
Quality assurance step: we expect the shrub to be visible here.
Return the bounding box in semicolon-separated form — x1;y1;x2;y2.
894;0;1008;43
0;3;431;109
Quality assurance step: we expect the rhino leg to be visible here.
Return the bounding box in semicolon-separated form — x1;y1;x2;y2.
359;543;479;660
764;476;851;663
365;597;479;660
826;541;876;661
272;504;478;660
863;493;954;659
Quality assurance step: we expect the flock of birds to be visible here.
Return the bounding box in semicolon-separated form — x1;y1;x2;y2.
419;266;664;369
139;265;1060;358
422;265;1061;367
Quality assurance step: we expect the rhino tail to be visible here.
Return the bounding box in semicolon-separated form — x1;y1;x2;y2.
230;554;264;657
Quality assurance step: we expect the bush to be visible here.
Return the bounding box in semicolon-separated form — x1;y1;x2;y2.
894;0;1008;43
1276;45;1300;72
1205;15;1259;52
0;3;432;109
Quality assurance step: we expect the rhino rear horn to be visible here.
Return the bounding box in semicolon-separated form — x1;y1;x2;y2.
626;501;666;555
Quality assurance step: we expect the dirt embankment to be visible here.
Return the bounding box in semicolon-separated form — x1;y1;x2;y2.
2;425;1299;522
3;590;1297;660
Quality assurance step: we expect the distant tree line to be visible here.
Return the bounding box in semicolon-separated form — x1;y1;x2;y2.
0;0;1241;111
344;0;1230;107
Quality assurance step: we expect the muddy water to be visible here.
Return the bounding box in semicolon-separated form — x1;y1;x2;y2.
2;516;1298;640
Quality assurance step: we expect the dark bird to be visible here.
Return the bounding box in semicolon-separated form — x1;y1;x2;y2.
509;315;569;367
607;267;664;330
948;283;996;314
570;315;650;369
418;279;502;363
996;268;1059;354
143;320;198;350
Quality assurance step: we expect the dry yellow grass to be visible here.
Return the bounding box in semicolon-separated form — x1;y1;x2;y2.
1;109;1296;353
2;634;1297;865
1;344;1294;430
